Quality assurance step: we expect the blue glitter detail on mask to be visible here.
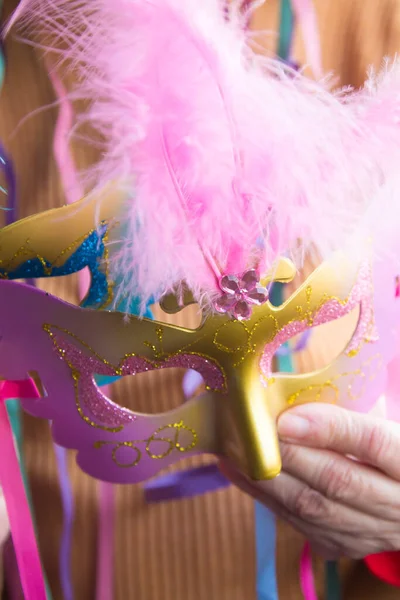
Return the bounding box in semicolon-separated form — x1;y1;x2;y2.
1;224;110;308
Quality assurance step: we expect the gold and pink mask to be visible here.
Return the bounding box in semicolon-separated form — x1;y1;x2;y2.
1;196;400;483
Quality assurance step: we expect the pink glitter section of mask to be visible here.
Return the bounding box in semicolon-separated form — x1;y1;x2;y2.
51;333;226;427
53;335;136;427
121;353;226;391
260;263;375;377
313;262;377;354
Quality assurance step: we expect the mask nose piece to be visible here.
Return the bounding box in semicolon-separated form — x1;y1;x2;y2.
221;360;282;481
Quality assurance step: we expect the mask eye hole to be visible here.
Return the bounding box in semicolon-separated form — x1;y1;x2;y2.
93;304;214;413
96;368;205;413
271;305;360;374
156;302;203;330
39;272;87;303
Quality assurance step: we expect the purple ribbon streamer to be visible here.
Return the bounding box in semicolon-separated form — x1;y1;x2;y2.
276;329;311;356
95;482;115;600
54;445;74;600
0;143;17;226
145;464;230;503
182;369;203;399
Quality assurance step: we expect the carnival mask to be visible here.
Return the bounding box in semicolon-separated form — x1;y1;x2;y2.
1;200;398;482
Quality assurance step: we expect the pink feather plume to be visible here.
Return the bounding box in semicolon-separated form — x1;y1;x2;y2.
9;0;400;312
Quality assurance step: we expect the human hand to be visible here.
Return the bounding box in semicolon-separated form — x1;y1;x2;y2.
220;403;400;559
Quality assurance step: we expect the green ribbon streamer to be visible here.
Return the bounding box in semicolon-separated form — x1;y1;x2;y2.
277;0;294;62
325;560;342;600
270;282;292;374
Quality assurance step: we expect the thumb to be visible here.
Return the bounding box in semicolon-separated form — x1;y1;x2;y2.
277;403;400;480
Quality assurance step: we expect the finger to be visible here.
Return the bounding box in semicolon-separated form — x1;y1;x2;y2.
219;461;388;559
277;403;400;480
220;460;389;536
219;459;290;518
280;442;400;520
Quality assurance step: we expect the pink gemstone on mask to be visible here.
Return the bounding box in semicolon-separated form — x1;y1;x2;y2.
240;269;259;293
233;300;252;321
246;285;268;305
220;274;240;295
214;294;236;313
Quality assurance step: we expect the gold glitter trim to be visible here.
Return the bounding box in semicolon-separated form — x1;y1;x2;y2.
143;326;165;357
286;354;382;405
346;315;377;357
94;420;197;468
44;324;123;432
211;313;280;367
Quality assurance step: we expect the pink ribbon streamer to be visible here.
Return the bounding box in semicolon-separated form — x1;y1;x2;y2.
48;64;85;208
290;0;323;79
0;379;46;600
300;542;318;600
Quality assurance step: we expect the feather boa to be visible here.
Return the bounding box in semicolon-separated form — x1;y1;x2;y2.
8;0;400;311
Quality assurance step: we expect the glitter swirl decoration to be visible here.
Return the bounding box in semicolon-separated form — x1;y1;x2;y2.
93;421;198;468
285;353;383;406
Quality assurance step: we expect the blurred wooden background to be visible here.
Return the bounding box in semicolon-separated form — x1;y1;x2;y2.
1;0;400;598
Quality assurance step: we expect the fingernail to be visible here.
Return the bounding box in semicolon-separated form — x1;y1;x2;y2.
278;412;310;440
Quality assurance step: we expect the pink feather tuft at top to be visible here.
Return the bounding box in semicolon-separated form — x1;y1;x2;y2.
9;0;400;312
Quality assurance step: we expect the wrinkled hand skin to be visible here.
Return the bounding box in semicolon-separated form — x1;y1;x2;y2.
220;403;400;560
